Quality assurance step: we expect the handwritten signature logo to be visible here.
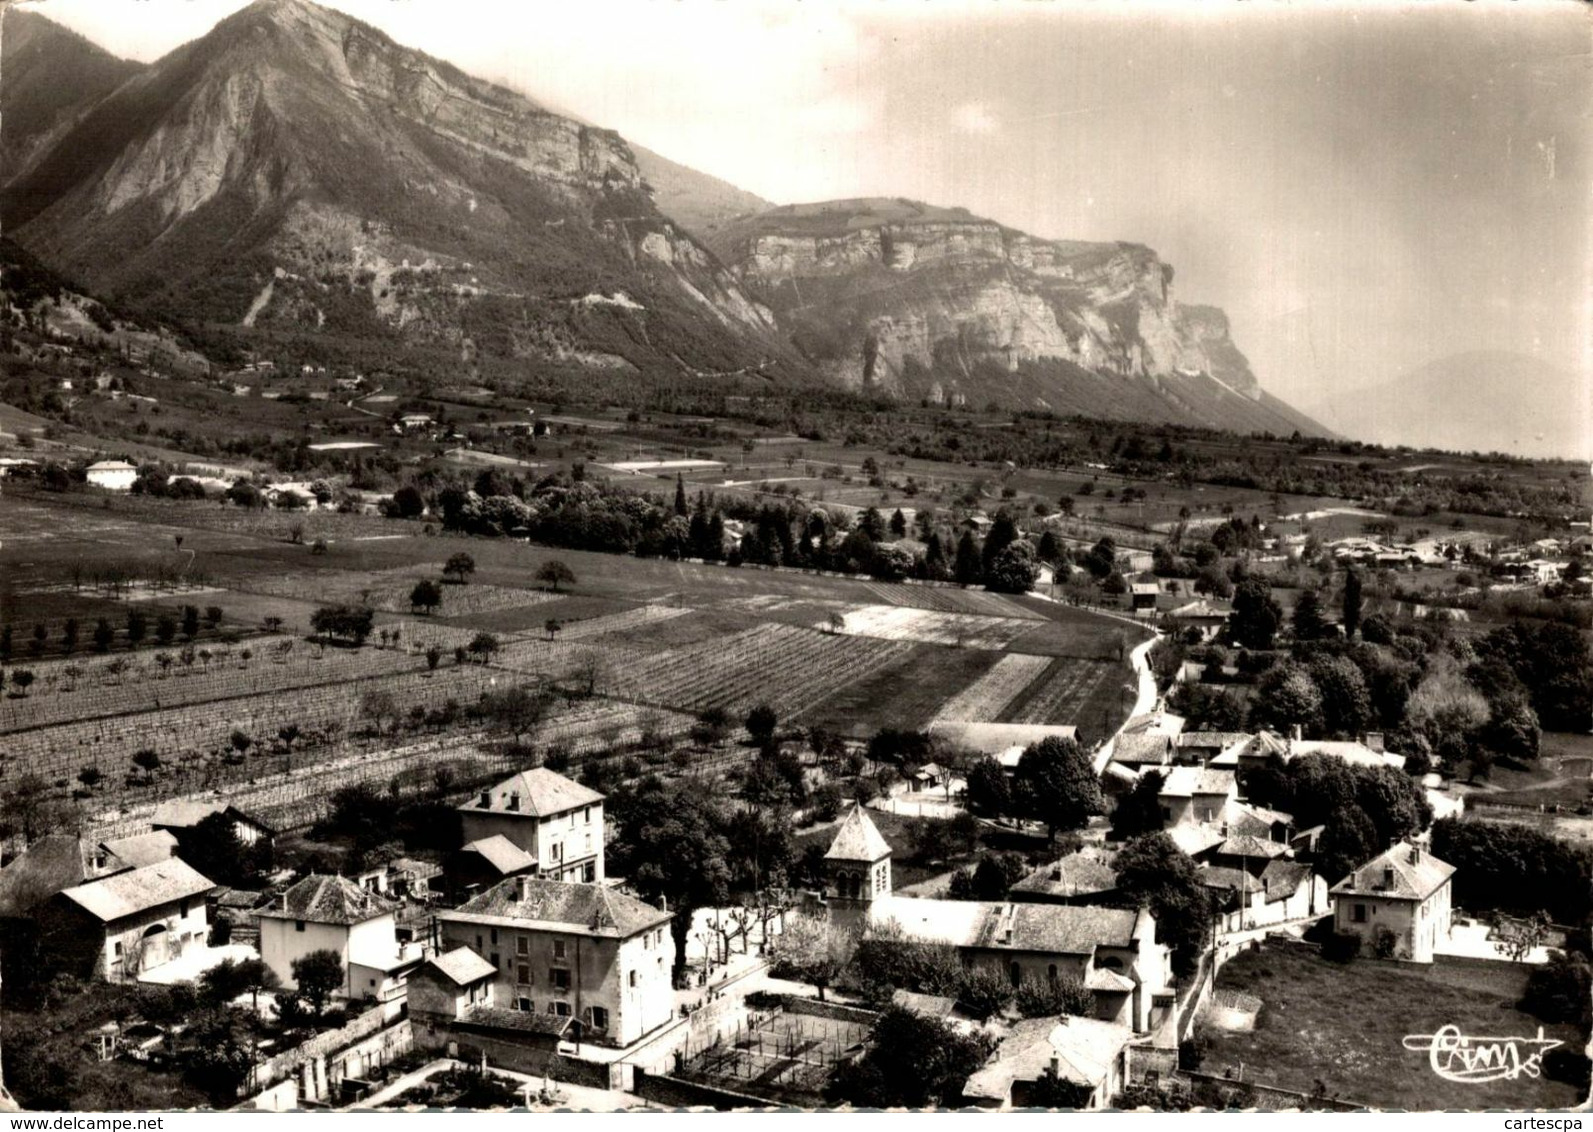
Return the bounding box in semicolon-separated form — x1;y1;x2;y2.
1402;1025;1564;1084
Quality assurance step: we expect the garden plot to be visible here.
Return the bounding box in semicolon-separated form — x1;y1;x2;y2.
862;582;1044;620
827;605;1036;651
999;657;1125;727
930;653;1052;723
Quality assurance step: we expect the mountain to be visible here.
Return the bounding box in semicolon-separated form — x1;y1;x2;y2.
629;144;774;244
0;10;143;179
1320;351;1591;461
2;0;795;383
707;198;1330;435
2;0;1326;437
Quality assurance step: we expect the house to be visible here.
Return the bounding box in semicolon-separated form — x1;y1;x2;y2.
1208;834;1292;878
1174;732;1252;767
437;876;675;1048
458;769;605;883
1157;767;1238;828
865;897;1172;1033
85;460;137;491
1330;842;1455;963
962;1015;1135;1110
445;836;538;904
150;800;275;848
256;875;423;1003
39;859;216;981
1110;733;1173;771
1165;600;1231;642
0;831;182;919
1009;847;1121;907
907;763;946;792
1129;583;1160;614
1166;824;1226;862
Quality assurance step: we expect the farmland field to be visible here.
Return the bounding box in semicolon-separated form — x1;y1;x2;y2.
1000;656;1129;735
0;485;1139;836
931;653;1052;723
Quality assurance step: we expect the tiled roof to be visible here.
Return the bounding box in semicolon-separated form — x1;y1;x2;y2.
825;806;892;862
150;800;273;833
102;831;178;870
1112;734;1172;767
426;946;498;986
447;878;669;939
460;835;536;875
58;858;215;922
0;835;94;916
870;897;1139;955
1159;767;1236;798
1175;732;1251;751
1228;804;1294;838
1260;860;1313;901
1119;712;1186;738
1214;835;1290;861
1083;966;1136;993
1198;865;1263;895
1167;825;1225;858
1011;847;1119;900
259;875;400;926
963;1016;1135;1101
461;769;604;818
1331;843;1455;902
459;1004;572;1038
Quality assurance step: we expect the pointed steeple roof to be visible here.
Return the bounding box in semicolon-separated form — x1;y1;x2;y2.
825;805;891;863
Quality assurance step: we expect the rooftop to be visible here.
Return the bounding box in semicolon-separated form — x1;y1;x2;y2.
425;946;498;987
58;858;214;922
258;874;400;926
1214;835;1291;861
1111;734;1172;767
1010;847;1120;900
459;835;536;874
1331;843;1455;902
462;768;604;818
101;831;179;870
1159;766;1237;798
868;897;1141;954
447;877;669;939
963;1015;1136;1102
825;805;892;863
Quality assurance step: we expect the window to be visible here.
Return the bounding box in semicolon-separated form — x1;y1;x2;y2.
114;941;124;958
629;971;637;988
583;862;595;883
1009;962;1022;988
490;927;498;946
516;936;529;956
490;953;500;968
584;807;591;824
518;997;532;1012
517;966;531;985
296;920;306;933
476;934;484;951
369;978;377;988
1352;903;1368;924
553;940;567;960
549;968;570;990
552;1001;572;1017
589;1006;608;1030
180;899;190;917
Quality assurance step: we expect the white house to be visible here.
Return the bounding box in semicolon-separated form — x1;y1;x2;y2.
85;460;138;491
256;874;423;1003
1330;842;1455;963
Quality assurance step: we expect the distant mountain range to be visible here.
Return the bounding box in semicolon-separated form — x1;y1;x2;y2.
1316;352;1590;461
0;0;1331;437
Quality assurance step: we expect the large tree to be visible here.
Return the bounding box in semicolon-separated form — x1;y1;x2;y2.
1229;580;1282;650
964;755;1012;819
1112;832;1212;977
1110;770;1166;842
291;950;345;1017
824;1006;991;1109
1014;736;1104;842
609;778;732;985
1342;570;1364;639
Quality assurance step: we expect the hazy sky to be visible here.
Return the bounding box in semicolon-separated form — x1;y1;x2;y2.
26;0;1593;426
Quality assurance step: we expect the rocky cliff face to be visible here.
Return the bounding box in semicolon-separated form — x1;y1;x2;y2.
3;0;787;378
713;200;1263;405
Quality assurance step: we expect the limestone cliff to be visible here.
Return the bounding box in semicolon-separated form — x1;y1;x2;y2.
711;199;1263;407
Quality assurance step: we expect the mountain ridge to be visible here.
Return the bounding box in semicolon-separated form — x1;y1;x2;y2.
0;0;1329;437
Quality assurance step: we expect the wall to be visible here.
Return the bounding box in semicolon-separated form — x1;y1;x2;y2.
249;1007;409;1099
632;1068;773;1110
259;916;351;992
459;803;603;880
445;1032;610;1090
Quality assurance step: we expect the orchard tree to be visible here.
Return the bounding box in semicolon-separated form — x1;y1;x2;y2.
444;553;476;584
409;579;443;615
536;560;577;593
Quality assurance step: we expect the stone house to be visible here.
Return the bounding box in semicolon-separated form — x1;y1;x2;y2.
257;875;423;1003
437;876;675;1048
1330;842;1455;963
458;769;605;883
40;858;215;981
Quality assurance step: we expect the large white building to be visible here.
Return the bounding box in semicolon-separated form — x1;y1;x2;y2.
256;874;424;1002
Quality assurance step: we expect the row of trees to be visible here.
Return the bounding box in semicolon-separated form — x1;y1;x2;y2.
0;605;225;661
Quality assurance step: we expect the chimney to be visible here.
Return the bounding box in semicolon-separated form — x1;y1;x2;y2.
1364;732;1385;753
1291;725;1303;742
516;875;532;901
1382;866;1395;890
279;891;289;911
479;790;492;808
1408;845;1421;865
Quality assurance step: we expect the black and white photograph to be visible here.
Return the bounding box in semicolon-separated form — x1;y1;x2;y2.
0;0;1586;1115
